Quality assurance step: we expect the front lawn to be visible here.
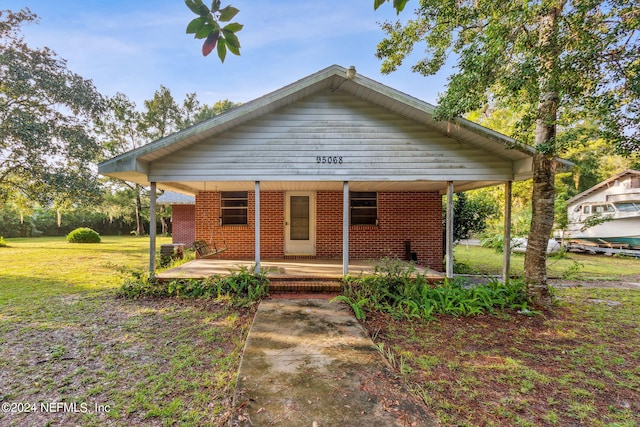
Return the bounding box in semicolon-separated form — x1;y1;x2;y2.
454;244;640;280
1;237;638;426
0;236;253;426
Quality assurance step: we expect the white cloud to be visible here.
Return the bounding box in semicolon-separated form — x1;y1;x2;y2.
6;0;448;107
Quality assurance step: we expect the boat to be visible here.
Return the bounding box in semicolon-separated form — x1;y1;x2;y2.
511;237;562;254
563;170;640;249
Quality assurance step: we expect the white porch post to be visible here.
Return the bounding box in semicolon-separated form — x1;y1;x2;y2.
343;181;349;275
502;180;512;282
149;182;157;279
445;181;454;279
255;181;261;274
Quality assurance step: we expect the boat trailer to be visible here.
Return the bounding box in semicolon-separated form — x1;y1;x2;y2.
563;241;640;258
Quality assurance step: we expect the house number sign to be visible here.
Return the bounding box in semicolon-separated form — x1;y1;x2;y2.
316;156;344;165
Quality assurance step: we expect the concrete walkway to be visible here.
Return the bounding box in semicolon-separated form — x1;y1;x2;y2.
231;298;437;426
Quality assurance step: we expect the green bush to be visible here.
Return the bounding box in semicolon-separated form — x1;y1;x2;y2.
117;265;269;307
66;227;101;243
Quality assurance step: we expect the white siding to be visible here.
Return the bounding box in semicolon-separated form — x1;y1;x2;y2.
149;92;515;183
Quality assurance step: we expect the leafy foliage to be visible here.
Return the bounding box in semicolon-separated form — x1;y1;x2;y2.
334;258;531;320
117;266;269;307
66;227;101;243
375;0;639;150
373;0;639;300
97;88;240;236
0;8;105;205
185;0;243;61
444;192;498;243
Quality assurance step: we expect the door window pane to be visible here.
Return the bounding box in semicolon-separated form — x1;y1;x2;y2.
290;196;309;240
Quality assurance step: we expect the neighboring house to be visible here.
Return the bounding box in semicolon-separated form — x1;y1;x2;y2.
156;191;195;245
98;65;570;276
567;170;640;209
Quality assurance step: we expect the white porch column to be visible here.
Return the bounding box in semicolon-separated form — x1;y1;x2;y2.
343;181;349;275
502;180;512;282
254;181;261;274
445;181;454;279
149;182;157;279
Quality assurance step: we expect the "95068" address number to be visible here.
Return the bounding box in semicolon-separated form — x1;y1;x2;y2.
316;156;343;165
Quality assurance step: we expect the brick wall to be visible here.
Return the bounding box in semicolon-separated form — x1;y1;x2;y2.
194;190;443;271
171;204;195;245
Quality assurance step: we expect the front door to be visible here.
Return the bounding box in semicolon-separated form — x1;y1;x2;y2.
285;191;316;255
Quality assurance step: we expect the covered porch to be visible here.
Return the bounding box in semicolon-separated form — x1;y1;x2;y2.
157;258;444;281
157;258;444;293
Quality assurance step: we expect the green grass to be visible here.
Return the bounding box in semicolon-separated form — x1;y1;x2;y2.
454;244;640;280
2;237;639;426
0;236;254;426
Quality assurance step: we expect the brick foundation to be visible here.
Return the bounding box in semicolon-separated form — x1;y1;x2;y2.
194;191;443;271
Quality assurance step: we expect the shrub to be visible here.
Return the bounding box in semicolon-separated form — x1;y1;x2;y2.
117;265;269;307
334;257;532;320
66;227;101;243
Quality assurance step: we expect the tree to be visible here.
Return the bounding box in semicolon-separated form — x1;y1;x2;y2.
98;87;240;235
374;0;639;305
185;0;243;61
96;93;150;235
0;9;104;205
444;192;498;244
178;95;240;129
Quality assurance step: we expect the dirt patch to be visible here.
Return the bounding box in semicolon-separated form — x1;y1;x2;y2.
551;277;640;289
0;295;254;427
360;283;640;426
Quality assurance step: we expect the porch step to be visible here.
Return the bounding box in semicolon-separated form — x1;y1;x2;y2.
268;277;342;294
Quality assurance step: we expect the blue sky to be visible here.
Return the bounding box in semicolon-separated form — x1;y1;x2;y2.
6;0;453;108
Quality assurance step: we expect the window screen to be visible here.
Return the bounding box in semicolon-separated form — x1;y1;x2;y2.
350;192;377;225
220;191;248;225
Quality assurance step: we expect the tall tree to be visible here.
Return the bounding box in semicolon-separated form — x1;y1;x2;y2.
374;0;639;305
142;85;180;140
96;93;149;235
98;87;239;235
178;96;240;129
0;9;104;205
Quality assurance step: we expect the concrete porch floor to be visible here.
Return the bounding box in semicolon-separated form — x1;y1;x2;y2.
156;258;443;281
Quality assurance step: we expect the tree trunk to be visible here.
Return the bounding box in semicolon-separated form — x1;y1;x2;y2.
135;185;145;236
524;153;555;305
160;205;169;235
524;3;563;306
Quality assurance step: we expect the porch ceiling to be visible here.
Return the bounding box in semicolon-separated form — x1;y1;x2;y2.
157;179;504;195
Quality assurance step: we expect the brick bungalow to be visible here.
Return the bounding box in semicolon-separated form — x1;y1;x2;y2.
98;65;568;278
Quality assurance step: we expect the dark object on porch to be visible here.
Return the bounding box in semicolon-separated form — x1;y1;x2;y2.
193;239;227;258
160;244;185;266
405;240;418;262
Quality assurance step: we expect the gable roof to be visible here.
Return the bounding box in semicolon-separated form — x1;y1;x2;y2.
98;64;571;194
567;169;640;205
156;191;195;205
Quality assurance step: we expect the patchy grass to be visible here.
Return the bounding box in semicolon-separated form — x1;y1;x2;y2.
2;237;639;426
0;236;254;426
454;244;640;280
363;278;640;426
